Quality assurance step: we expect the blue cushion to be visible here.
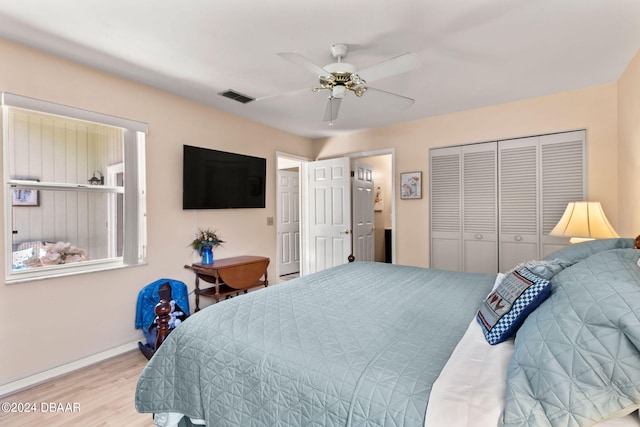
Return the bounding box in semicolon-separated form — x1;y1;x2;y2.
477;267;552;345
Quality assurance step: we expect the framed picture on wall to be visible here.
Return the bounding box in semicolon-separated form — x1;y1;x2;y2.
400;172;422;200
374;186;383;211
12;179;39;206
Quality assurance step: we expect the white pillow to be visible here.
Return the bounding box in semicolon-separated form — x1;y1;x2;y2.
490;272;505;294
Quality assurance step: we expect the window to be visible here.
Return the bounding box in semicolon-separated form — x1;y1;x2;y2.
2;93;147;283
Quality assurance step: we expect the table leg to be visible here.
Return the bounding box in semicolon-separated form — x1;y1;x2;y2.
195;276;201;312
214;277;221;303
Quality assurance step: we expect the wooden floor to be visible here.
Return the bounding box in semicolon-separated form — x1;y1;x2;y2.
0;349;153;427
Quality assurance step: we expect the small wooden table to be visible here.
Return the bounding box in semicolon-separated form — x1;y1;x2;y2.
185;255;270;311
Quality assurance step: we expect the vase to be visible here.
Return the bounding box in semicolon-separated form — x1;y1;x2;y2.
201;246;214;265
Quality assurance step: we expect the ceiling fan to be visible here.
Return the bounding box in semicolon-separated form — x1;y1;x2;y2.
267;44;422;124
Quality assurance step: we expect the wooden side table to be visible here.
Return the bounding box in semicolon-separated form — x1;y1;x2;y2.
185;255;270;311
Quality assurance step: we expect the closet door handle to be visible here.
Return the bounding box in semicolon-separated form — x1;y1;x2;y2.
514;235;523;242
475;234;483;240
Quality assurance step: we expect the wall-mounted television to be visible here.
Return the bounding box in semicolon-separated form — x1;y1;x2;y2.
183;145;266;209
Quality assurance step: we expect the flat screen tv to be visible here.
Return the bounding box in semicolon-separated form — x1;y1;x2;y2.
183;145;266;209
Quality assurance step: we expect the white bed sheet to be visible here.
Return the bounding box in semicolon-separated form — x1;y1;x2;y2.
425;318;640;427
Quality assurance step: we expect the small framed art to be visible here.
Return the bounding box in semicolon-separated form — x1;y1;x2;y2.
12;180;39;207
400;172;422;200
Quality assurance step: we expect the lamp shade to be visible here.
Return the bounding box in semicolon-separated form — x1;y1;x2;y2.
549;201;619;243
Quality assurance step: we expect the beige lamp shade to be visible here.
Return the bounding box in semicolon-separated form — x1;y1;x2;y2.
549;201;619;243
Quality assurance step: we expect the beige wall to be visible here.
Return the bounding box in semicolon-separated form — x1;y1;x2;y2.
0;39;313;386
314;83;622;268
617;50;640;237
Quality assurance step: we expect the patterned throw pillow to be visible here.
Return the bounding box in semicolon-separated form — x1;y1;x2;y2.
477;267;552;345
514;258;570;279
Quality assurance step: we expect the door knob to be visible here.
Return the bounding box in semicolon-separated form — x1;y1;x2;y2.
341;229;351;235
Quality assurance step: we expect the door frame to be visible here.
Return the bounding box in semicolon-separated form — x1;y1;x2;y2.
276;148;396;281
346;148;396;264
275;151;309;281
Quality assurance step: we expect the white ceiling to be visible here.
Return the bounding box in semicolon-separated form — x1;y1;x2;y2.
0;0;638;140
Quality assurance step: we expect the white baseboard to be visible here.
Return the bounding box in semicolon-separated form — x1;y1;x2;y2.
0;340;140;398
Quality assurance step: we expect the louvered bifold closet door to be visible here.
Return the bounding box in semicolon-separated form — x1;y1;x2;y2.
539;130;586;257
430;146;462;271
498;137;539;272
462;142;498;273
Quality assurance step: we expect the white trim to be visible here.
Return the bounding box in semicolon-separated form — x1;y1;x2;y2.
107;163;125;258
1;92;148;133
9;180;124;193
0;340;140;398
3;97;148;283
5;259;147;285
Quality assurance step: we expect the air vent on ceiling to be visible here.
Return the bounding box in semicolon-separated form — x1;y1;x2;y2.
219;89;255;104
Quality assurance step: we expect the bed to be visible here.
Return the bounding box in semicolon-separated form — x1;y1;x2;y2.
136;238;640;427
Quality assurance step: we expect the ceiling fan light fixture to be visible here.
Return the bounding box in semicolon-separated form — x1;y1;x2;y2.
319;75;335;89
332;85;347;98
353;86;367;97
346;73;367;96
275;43;422;123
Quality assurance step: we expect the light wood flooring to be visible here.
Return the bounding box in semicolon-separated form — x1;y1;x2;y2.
0;349;153;427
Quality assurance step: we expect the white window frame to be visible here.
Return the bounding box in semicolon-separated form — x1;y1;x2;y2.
2;92;148;283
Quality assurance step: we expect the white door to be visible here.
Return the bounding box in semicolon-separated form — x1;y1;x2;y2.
498;136;540;272
538;130;586;257
352;160;375;262
305;157;352;274
430;146;462;271
277;169;300;275
462;142;498;274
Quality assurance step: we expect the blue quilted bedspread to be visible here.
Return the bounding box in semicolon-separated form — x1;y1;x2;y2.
135;262;495;427
501;248;640;426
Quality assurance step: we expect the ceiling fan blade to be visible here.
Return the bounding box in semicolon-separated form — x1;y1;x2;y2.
363;87;415;110
322;97;342;122
252;87;312;103
277;52;329;77
357;52;421;83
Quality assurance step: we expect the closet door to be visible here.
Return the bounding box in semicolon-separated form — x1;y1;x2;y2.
498;131;586;271
430;146;461;271
462;142;497;273
539;130;586;257
498;137;539;272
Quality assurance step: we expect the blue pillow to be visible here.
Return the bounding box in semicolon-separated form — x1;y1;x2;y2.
477;267;552;345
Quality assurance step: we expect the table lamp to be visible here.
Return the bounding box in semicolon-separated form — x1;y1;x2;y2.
549;201;619;244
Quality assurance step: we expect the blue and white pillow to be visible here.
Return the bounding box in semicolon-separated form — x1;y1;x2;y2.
477;267;552;345
515;258;570;280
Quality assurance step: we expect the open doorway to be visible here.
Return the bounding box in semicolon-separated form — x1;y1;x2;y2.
276;153;307;282
275;150;395;282
353;152;393;264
